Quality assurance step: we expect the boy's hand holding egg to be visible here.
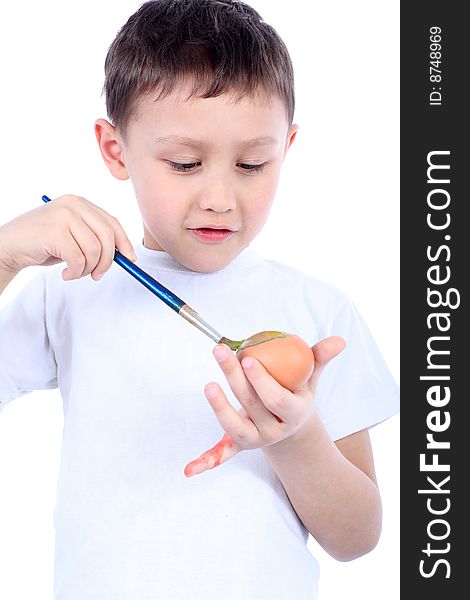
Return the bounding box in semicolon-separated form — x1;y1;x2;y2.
236;331;315;391
184;334;346;477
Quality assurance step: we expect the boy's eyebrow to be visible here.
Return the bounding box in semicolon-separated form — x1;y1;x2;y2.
153;135;279;149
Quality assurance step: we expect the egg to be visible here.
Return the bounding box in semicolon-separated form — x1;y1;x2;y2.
236;331;314;391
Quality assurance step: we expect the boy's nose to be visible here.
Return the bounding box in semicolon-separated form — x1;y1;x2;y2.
198;176;237;212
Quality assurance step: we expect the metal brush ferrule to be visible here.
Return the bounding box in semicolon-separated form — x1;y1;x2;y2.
179;305;223;344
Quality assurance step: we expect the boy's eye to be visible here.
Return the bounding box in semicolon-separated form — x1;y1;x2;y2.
167;161;267;173
238;162;267;173
167;161;200;172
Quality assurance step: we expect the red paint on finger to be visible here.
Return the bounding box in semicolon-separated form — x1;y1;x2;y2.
184;433;234;477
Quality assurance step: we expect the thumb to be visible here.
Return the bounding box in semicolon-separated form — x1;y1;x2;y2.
307;336;346;392
312;336;346;369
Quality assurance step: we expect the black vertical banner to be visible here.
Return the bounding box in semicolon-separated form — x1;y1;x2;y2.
401;2;466;597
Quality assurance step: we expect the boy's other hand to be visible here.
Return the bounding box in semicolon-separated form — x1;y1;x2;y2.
0;195;137;281
184;336;346;477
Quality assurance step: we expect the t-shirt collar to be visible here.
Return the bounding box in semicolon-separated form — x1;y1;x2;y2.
134;243;261;273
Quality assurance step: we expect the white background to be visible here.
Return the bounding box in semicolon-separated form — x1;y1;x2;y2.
0;1;399;598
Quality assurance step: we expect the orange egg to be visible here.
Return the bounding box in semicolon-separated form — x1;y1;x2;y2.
236;331;314;391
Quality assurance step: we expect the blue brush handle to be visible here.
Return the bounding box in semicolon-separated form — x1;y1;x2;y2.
112;250;185;312
41;195;185;313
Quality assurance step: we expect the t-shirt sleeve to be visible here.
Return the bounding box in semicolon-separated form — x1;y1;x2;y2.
313;297;399;441
0;272;58;411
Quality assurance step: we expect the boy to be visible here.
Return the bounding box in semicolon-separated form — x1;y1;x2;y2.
0;1;399;598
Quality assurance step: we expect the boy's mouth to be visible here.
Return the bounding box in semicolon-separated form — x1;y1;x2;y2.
188;226;236;243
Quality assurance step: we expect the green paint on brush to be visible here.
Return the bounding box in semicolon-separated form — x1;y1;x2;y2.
235;330;289;352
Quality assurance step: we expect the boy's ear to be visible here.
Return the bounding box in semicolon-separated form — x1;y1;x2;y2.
94;118;129;180
284;124;299;157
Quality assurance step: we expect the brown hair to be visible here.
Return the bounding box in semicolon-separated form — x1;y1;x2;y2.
103;0;295;135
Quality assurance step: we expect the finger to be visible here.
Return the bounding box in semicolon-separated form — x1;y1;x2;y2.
184;433;239;477
240;356;297;423
203;383;260;445
110;220;137;263
89;206;137;263
60;196;137;267
304;336;346;396
213;344;274;427
58;231;88;281
312;336;346;368
308;335;346;386
65;220;104;279
78;214;120;281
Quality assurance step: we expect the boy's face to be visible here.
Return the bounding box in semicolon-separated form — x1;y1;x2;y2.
96;86;297;272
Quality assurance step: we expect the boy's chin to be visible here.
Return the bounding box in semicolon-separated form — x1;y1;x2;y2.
173;245;242;273
179;252;235;273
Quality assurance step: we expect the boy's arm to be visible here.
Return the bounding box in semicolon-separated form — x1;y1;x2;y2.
186;337;385;562
0;267;17;295
261;415;382;562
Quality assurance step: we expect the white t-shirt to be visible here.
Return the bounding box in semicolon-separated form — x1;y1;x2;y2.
0;244;399;600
